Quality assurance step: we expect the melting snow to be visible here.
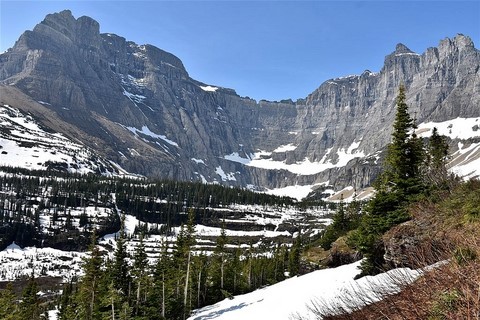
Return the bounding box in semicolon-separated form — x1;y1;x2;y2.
189;260;424;320
273;144;297;153
126;125;179;147
215;166;236;181
448;142;480;179
191;158;206;165
224;152;252;165
223;141;364;176
199;85;219;92
266;184;323;201
417;117;480;140
123;89;147;104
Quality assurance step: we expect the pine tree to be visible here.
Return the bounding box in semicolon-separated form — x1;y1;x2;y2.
132;233;149;317
151;237;171;319
112;214;131;298
0;283;19;319
213;220;228;297
350;85;426;276
426;127;450;186
19;274;40;320
77;231;104;320
288;233;302;276
379;84;425;198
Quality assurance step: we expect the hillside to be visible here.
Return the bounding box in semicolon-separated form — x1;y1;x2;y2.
317;180;480;319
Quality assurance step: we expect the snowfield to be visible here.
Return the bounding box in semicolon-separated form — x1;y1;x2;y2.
189;260;423;320
0;104;119;175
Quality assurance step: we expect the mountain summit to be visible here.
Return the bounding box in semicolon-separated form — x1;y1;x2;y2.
1;10;479;198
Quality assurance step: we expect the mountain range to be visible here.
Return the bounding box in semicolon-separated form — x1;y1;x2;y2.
1;10;479;198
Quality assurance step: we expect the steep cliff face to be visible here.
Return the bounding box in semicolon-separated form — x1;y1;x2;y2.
1;10;479;196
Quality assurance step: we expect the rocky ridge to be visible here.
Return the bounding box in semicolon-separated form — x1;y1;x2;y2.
1;10;479;197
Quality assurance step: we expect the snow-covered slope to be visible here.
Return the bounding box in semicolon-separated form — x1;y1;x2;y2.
417;117;480;180
0;104;121;175
188;260;423;320
0;202;332;281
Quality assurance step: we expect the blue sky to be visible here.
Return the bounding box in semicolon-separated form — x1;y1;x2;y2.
1;1;479;101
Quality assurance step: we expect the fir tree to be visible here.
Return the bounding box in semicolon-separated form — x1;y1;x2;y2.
213;220;228;295
288;233;302;276
132;233;149;317
350;85;426;276
19;274;40;319
77;231;104;320
426;127;450;186
112;214;131;297
0;283;19;319
379;84;425;198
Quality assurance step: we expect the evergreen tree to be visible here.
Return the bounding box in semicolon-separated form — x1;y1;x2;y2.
320;198;350;250
379;84;425;197
426;127;450;186
132;233;149;317
77;231;104;320
213;220;228;298
112;214;131;298
19;274;40;319
288;233;302;276
350;85;426;276
0;283;19;319
150;237;171;319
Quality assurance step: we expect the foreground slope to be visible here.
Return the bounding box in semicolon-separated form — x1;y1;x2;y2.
188;260;422;320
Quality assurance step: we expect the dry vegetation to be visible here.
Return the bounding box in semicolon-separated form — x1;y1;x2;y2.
308;180;480;320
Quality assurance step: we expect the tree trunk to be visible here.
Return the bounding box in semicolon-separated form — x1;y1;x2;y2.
183;250;191;319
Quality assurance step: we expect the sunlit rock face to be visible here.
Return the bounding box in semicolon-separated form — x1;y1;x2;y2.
1;10;479;194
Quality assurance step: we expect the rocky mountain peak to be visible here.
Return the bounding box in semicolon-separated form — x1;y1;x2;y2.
394;43;414;54
454;34;474;48
0;11;479;198
38;9;101;47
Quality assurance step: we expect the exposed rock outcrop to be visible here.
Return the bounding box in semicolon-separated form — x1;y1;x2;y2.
1;11;479;194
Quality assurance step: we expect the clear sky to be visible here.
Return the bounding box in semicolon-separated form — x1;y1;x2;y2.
1;1;479;101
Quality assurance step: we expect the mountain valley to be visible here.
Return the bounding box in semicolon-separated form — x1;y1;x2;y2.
1;10;479;197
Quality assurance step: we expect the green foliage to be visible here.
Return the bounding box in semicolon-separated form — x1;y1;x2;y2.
428;289;461;320
289;234;302;276
453;246;477;265
111;215;131;296
0;283;19;319
320;199;362;250
76;232;105;320
443;180;480;222
19;275;40;319
349;85;428;275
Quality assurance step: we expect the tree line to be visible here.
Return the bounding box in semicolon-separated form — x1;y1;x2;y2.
0;210;304;320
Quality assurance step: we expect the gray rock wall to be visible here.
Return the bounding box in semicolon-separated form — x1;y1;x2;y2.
1;10;479;194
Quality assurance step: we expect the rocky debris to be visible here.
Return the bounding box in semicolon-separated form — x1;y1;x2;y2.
322;236;362;268
383;217;452;269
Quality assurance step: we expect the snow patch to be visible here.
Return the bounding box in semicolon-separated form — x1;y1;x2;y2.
189;260;425;320
273;144;297;153
125;125;179;147
215;166;236;181
199;85;218;92
417;117;480;140
191;158;206;165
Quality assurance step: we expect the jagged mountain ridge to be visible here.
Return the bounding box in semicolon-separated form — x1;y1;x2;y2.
0;10;479;195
